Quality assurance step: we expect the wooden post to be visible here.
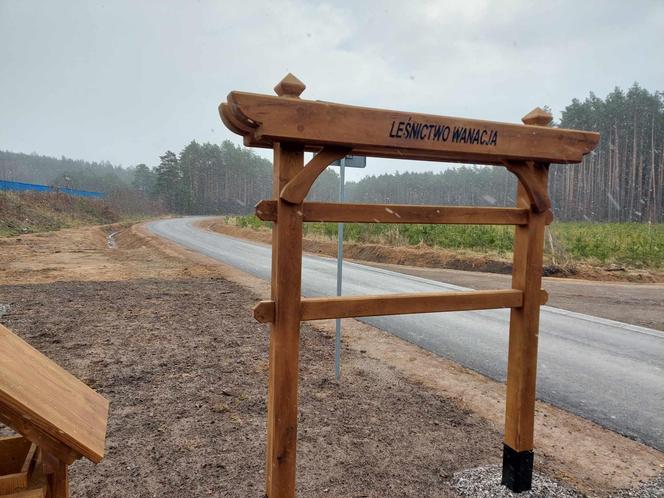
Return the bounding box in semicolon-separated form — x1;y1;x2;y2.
264;70;307;498
265;141;304;497
502;109;553;492
502;166;549;492
43;451;69;498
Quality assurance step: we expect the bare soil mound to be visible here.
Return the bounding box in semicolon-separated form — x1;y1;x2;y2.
0;191;119;237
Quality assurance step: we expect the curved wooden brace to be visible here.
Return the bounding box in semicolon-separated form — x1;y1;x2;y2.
503;160;552;215
280;146;351;204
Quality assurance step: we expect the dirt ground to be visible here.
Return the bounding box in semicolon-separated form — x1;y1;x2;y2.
0;278;502;496
0;222;662;496
0;222;225;285
204;220;664;332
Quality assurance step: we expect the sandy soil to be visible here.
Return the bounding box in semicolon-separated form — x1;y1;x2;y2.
0;222;662;496
203;220;664;332
0;222;223;285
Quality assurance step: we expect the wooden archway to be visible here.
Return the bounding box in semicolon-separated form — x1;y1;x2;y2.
220;73;599;497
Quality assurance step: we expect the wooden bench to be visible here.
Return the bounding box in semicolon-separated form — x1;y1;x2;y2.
0;324;109;498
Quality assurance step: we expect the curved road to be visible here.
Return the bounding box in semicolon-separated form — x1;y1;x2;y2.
148;217;664;451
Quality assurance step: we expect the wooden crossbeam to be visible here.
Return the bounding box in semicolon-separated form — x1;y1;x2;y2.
253;289;549;323
256;200;531;225
220;92;599;165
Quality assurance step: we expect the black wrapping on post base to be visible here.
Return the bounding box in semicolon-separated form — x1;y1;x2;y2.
501;444;534;493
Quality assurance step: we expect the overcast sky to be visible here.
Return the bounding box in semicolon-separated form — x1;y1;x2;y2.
1;0;663;181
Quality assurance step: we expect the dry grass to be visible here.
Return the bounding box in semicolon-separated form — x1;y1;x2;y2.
0;191;119;237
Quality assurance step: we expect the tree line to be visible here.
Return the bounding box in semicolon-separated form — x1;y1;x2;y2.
551;83;663;222
132;141;339;214
0;150;158;215
345;84;663;223
1;83;661;222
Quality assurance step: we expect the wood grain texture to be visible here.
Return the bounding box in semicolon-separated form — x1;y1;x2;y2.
503;180;547;452
252;290;548;323
221;92;599;164
0;403;79;466
256;200;529;225
504;160;552;214
1;468;46;498
0;324;108;464
265;143;305;498
42;452;68;498
0;436;35;494
302;289;523;320
280;147;350;204
254;300;275;324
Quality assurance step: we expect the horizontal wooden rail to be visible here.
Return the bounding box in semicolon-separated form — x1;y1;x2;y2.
253;289;549;323
256;201;530;225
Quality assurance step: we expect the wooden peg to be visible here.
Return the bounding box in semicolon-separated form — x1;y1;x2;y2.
274;73;306;98
254;300;275;323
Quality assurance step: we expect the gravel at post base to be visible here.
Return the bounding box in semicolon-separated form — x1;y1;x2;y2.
451;466;664;498
0;277;500;497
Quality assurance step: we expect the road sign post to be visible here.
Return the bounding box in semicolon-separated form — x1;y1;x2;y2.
330;155;366;381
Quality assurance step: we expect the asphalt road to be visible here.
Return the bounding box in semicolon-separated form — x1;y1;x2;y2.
148;217;664;451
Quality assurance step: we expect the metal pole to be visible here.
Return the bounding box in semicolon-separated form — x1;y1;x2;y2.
335;160;345;381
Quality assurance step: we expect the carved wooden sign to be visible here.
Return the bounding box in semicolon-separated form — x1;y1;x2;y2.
221;84;598;165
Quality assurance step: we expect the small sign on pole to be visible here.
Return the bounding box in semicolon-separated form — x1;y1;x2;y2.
330;155;366;381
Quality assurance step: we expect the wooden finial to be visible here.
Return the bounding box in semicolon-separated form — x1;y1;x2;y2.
522;107;552;126
274;73;306;98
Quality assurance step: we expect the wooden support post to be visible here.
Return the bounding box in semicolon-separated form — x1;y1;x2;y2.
265;141;305;498
502;169;548;493
42;451;69;498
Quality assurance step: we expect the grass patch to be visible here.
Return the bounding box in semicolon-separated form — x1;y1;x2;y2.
551;222;663;268
228;215;664;268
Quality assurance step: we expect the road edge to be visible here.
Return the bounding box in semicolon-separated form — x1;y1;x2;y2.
140;220;664;495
